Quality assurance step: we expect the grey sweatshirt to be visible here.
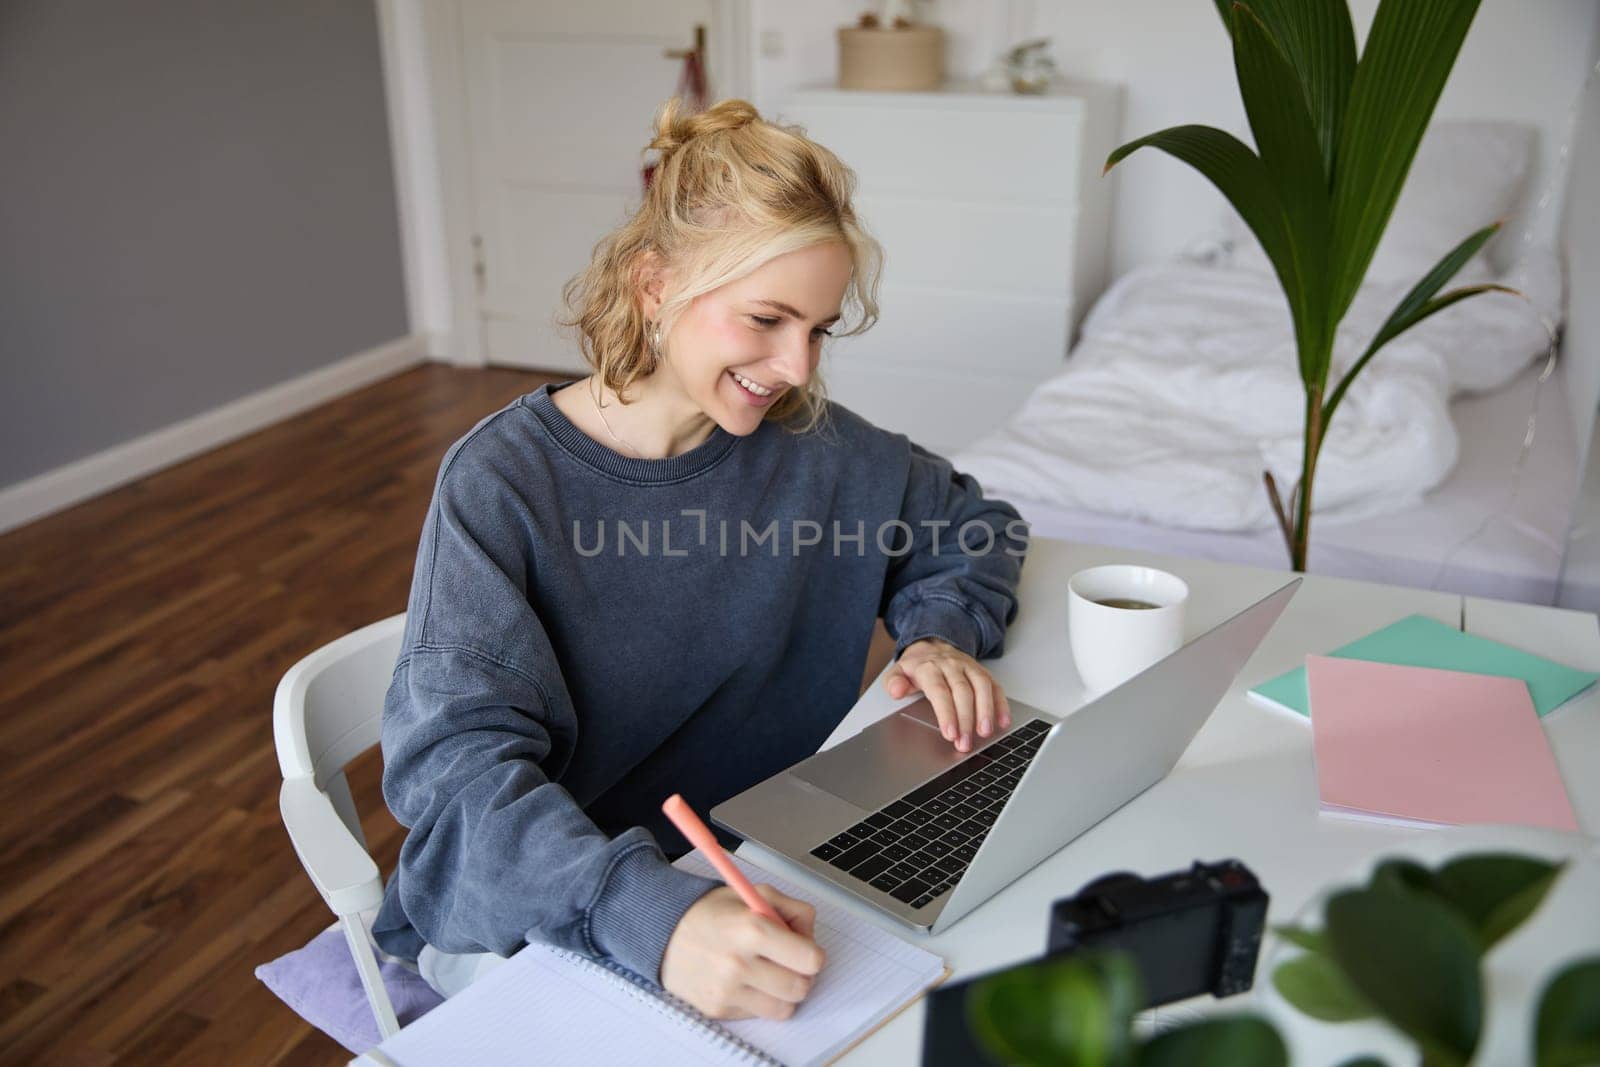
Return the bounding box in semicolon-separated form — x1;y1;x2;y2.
373;381;1027;983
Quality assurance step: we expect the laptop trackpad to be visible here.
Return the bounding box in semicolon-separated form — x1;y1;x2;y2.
792;697;971;810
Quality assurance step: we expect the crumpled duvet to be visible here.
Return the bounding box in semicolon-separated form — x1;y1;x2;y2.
955;251;1561;532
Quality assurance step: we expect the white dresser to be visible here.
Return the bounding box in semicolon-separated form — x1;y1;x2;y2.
780;80;1120;454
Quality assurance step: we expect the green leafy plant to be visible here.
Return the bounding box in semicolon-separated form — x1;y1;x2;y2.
961;852;1594;1067
964;951;1287;1066
1535;959;1600;1067
1104;0;1514;571
1272;851;1597;1066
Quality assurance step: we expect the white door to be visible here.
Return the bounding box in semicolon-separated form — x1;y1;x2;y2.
458;0;723;373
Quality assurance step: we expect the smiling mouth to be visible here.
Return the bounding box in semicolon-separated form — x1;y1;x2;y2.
729;370;777;397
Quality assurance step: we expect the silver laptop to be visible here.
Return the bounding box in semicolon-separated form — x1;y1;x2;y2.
712;579;1299;933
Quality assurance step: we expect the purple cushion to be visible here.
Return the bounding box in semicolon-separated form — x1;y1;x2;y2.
256;924;445;1054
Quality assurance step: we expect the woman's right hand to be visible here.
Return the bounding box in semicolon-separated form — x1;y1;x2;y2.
659;885;826;1020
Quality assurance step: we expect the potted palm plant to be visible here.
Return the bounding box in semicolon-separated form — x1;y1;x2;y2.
1105;0;1513;571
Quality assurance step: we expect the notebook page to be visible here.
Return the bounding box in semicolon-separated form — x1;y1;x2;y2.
371;940;758;1067
678;852;947;1066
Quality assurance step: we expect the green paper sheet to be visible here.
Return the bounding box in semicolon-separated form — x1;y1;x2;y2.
1250;613;1598;718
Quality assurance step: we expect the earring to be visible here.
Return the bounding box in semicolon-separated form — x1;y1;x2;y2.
649;321;663;358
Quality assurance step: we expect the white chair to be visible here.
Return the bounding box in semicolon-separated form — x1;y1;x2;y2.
273;613;408;1038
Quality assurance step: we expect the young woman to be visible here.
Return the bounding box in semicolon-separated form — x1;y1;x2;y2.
374;97;1028;1022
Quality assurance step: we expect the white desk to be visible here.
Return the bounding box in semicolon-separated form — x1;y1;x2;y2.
1463;594;1600;823
730;538;1600;1064
359;538;1600;1065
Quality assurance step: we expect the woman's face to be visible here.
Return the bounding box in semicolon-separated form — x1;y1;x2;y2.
652;241;853;436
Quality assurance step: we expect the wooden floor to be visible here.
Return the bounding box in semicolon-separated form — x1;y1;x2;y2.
0;364;897;1064
0;365;558;1064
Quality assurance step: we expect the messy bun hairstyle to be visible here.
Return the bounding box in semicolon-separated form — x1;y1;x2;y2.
560;97;883;430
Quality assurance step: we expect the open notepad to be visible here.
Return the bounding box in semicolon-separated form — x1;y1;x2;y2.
362;853;946;1067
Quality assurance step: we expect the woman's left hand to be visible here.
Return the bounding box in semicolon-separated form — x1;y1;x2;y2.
883;637;1011;752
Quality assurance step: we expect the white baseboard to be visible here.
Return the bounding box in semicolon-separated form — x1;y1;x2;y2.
0;334;431;536
421;328;454;360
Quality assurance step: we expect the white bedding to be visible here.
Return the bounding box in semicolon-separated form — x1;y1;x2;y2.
991;357;1578;604
955;253;1562;533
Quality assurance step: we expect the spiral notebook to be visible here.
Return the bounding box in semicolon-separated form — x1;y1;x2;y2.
360;853;947;1066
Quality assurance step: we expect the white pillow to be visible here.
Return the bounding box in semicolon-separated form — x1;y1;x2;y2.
1224;119;1535;285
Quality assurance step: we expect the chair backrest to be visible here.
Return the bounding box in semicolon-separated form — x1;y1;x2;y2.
272;614;410;1040
273;614;407;841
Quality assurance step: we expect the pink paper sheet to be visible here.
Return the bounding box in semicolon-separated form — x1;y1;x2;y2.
1306;655;1578;831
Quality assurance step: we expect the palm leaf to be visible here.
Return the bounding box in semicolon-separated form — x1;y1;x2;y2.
1324;222;1509;421
1327;0;1484;319
1232;3;1335;379
1107;127;1312;369
1224;0;1356;180
1104;128;1292;271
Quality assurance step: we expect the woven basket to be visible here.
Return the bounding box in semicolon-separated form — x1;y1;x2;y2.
837;26;944;92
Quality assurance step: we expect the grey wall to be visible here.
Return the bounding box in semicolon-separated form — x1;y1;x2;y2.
0;0;408;487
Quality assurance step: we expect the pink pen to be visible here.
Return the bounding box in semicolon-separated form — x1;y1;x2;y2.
662;793;789;927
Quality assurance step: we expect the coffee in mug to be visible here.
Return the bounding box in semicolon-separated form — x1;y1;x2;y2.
1067;565;1189;692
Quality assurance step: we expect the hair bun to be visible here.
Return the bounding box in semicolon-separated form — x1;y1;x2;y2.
648;97;760;156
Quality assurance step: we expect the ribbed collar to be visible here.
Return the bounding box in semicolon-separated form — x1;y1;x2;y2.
521;381;739;484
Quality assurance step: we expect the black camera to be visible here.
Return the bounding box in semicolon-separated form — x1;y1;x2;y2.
1046;859;1268;1007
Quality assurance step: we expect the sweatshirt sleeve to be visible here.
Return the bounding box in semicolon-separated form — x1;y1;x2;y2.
375;444;716;980
880;442;1029;659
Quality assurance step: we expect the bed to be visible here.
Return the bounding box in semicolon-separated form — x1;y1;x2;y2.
985;357;1576;604
952;121;1580;604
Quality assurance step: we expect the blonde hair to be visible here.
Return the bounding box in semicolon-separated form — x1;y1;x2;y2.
560;97;882;430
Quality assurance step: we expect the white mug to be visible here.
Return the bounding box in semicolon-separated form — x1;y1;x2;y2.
1067;565;1190;693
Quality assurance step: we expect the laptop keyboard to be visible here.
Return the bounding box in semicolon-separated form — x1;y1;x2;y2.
807;719;1051;909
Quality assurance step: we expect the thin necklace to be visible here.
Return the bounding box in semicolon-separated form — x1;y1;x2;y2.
589;377;647;458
